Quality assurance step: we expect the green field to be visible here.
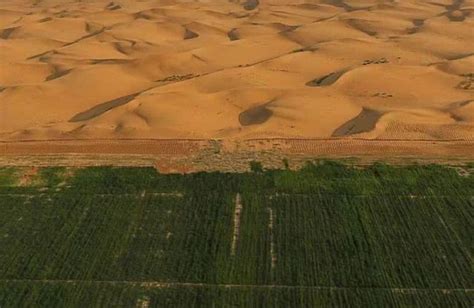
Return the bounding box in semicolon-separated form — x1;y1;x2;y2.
0;162;472;307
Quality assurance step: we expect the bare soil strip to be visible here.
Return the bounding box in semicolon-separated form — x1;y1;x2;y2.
431;206;472;259
2;193;469;201
1;139;472;155
231;193;243;256
1;279;472;293
266;193;472;199
268;207;276;269
0;192;184;198
0;139;472;172
136;296;150;308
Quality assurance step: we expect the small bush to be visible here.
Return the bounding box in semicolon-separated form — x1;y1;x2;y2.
249;161;263;173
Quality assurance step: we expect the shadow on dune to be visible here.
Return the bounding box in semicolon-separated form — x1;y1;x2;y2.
243;0;259;10
227;28;239;41
332;108;382;137
184;28;199;40
345;19;377;36
407;19;424;34
445;0;468;22
0;27;18;39
38;17;52;23
45;68;72;81
106;2;121;10
69;92;140;122
239;103;273;126
306;70;346;87
321;0;370;12
90;59;132;64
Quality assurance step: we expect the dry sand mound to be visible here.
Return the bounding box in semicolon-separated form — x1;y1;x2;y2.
0;0;473;141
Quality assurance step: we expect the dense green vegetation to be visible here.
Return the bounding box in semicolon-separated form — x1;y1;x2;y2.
1;282;470;307
0;162;472;307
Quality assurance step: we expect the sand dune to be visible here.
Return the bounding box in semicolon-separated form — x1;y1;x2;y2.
0;0;473;141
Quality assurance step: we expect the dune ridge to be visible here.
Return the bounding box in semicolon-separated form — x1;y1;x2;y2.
0;0;473;142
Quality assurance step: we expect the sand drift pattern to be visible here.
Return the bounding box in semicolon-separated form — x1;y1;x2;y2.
0;0;473;141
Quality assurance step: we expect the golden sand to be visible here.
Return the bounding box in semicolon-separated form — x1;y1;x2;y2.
0;0;473;142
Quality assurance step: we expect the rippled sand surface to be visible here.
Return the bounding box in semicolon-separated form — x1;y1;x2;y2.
0;0;473;141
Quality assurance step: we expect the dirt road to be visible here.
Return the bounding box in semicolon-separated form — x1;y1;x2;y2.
1;139;472;172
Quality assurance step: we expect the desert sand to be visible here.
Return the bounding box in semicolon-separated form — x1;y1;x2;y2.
0;0;473;144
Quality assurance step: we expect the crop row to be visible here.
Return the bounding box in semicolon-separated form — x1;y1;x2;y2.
1;193;471;288
0;282;471;307
0;163;471;307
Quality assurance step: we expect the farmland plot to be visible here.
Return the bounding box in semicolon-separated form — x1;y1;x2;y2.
0;163;472;306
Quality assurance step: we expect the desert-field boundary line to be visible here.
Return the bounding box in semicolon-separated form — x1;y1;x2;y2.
0;139;472;171
1;279;472;293
1;139;472;154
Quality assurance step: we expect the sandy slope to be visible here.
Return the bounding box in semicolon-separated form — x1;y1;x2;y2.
0;0;473;141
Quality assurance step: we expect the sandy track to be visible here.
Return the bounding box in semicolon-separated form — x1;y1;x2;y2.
1;138;472;155
1;278;473;293
0;139;472;171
